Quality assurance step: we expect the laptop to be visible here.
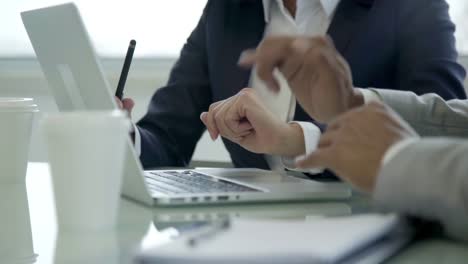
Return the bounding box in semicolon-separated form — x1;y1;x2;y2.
21;3;351;206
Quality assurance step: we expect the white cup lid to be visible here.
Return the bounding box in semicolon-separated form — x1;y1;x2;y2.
0;98;38;112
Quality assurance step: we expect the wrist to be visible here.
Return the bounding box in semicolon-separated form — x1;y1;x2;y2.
272;123;305;156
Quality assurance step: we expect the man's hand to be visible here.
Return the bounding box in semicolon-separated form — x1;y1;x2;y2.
200;88;305;156
115;96;135;118
115;96;136;143
296;102;418;192
239;36;364;123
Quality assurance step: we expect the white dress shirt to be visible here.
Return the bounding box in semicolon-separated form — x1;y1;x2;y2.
259;1;413;174
134;0;342;171
256;0;340;172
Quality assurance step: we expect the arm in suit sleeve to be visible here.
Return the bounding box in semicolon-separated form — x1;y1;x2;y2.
368;89;468;138
374;138;468;241
136;2;213;169
396;0;466;99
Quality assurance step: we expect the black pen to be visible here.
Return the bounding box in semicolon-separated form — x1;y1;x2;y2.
187;219;231;247
115;39;136;100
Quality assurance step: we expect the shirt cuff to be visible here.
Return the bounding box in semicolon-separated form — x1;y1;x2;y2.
281;121;324;174
381;138;420;166
133;124;142;157
374;138;420;201
359;88;382;104
373;139;420;206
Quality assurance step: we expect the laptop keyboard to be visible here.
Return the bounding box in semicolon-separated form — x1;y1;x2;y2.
145;170;260;195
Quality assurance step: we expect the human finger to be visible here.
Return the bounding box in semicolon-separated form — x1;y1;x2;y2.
238;49;257;68
244;37;295;92
317;130;339;149
225;93;255;136
204;100;225;140
214;98;244;140
115;96;123;109
278;38;311;81
121;98;135;118
295;148;333;169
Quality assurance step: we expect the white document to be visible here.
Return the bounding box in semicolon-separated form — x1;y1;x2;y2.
137;214;405;264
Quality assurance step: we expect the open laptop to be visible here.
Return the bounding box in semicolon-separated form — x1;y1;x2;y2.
21;3;351;206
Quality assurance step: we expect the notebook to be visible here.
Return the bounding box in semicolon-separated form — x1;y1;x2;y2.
136;213;412;264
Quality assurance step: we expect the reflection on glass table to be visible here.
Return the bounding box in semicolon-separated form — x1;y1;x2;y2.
24;162;468;264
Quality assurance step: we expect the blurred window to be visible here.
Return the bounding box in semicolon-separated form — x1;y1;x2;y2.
0;0;207;57
0;0;466;57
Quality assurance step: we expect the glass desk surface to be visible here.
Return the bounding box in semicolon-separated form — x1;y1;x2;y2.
5;162;466;264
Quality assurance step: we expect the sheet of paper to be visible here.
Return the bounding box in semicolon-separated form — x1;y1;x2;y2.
138;214;402;264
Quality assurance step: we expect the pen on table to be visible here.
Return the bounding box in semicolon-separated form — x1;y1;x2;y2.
187;219;231;247
115;39;136;100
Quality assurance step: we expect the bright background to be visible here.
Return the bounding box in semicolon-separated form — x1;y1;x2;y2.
1;0;467;57
0;0;467;165
1;0;206;57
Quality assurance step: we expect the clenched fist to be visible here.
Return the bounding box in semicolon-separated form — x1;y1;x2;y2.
201;88;305;156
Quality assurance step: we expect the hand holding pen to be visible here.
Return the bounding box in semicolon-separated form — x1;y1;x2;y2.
115;39;136;118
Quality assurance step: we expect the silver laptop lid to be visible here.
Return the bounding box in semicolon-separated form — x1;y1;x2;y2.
21;3;154;206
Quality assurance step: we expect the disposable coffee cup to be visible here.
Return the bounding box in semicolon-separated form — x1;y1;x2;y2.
0;184;37;264
54;231;118;264
0;98;38;183
43;110;130;232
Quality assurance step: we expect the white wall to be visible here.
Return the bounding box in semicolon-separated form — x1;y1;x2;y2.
1;56;468;165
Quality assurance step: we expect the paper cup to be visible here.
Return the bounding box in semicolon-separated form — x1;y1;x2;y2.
0;98;38;183
0;184;36;263
54;232;118;264
43;110;130;232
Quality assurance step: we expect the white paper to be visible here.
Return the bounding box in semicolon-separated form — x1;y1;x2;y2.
139;214;401;264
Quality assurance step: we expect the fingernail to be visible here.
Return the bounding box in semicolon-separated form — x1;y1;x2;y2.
238;51;253;66
208;130;218;141
207;131;214;140
200;112;207;121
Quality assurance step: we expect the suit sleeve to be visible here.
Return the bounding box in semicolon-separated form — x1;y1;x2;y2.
369;89;468;137
396;0;466;99
374;138;468;241
136;1;213;169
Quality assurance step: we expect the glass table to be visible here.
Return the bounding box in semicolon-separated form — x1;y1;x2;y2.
4;162;466;263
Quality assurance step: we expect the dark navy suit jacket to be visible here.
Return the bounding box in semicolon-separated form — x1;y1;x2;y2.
137;0;467;170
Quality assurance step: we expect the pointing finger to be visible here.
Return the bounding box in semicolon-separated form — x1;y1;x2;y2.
295;148;333;169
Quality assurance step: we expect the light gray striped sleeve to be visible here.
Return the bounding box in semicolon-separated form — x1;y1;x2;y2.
374;138;468;241
368;89;468;137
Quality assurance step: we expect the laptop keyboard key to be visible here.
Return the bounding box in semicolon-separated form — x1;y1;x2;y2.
145;171;261;195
